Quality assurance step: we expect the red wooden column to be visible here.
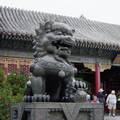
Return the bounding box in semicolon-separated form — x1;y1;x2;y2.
95;64;101;93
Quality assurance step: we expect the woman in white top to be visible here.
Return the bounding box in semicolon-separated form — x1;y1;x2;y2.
106;90;117;117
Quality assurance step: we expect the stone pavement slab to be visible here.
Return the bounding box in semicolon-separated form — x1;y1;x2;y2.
104;115;120;120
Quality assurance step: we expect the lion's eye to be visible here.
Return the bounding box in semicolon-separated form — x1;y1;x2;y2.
54;30;62;35
63;32;67;35
63;32;72;36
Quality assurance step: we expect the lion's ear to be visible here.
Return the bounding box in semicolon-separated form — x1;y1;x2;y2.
44;21;53;31
35;22;44;35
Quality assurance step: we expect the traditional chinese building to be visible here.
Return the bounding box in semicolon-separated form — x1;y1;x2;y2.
0;6;120;94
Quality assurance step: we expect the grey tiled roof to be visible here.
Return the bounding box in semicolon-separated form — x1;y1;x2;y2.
0;6;120;51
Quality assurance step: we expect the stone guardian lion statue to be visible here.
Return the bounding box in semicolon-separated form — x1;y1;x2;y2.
24;21;87;102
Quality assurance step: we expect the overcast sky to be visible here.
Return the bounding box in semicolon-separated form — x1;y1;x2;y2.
0;0;120;25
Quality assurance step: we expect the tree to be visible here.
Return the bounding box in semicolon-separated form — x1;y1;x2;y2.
0;70;28;120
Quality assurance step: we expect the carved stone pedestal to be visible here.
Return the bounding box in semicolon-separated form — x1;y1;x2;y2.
11;102;104;120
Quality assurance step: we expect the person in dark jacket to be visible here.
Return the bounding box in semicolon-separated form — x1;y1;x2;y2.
97;88;106;104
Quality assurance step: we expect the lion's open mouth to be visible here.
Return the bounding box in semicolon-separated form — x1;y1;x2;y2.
46;33;75;48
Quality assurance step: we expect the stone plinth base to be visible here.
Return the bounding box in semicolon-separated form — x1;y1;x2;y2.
11;102;104;120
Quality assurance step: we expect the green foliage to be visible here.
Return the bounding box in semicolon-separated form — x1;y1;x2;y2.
7;73;28;95
0;68;4;83
0;83;13;120
0;72;28;120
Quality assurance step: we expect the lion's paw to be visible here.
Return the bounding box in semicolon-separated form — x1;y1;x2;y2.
24;94;50;102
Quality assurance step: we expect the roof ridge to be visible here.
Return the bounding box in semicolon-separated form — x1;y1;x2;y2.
78;14;120;26
85;17;120;27
1;6;120;26
0;6;79;21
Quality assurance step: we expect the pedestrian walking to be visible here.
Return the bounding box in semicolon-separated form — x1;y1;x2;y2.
106;90;117;117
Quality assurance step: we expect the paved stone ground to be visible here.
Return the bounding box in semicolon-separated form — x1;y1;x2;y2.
104;115;120;120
